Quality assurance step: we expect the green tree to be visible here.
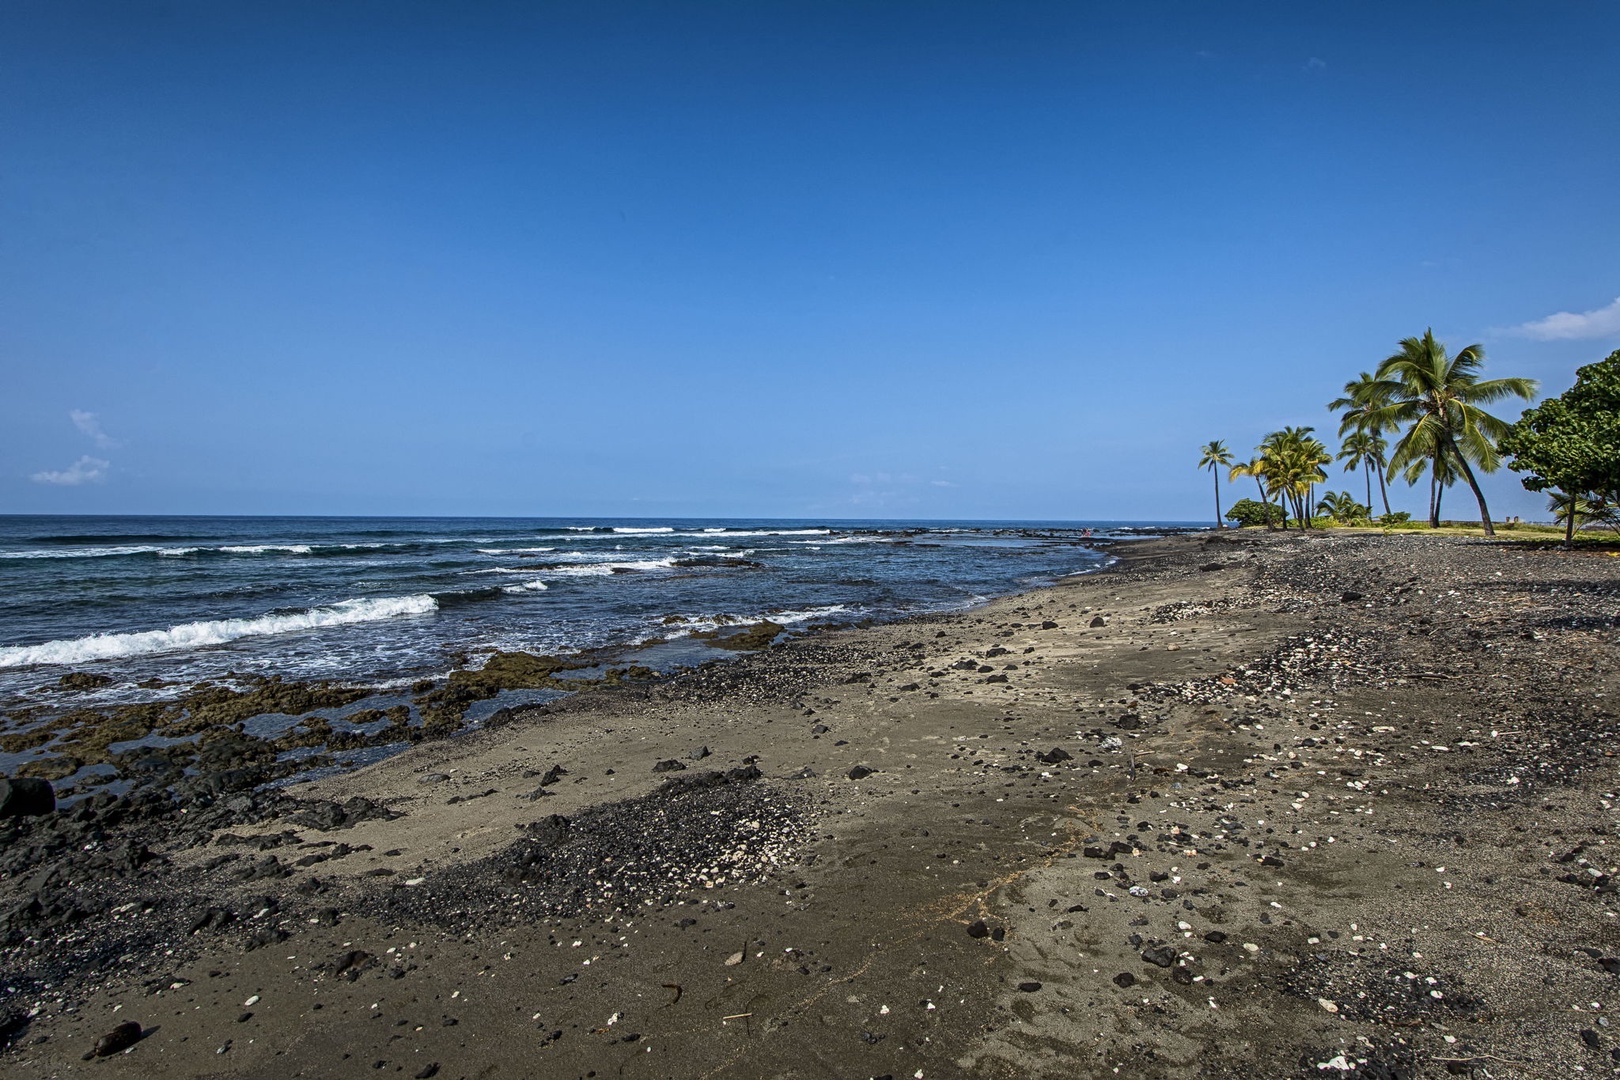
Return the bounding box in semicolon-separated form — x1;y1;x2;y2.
1499;349;1620;547
1198;440;1235;529
1228;457;1277;529
1368;330;1537;536
1328;372;1396;515
1225;497;1285;527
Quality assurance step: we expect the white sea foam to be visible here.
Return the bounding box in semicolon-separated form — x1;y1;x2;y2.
674;528;832;539
543;558;676;577
1;545;173;560
158;547;200;556
501;579;551;594
220;544;314;555
0;595;438;668
611;527;675;534
475;547;556;556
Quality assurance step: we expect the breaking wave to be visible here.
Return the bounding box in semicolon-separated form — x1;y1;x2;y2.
0;595;439;668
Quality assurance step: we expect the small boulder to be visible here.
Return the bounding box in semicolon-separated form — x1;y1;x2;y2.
0;778;55;819
846;765;874;780
92;1021;143;1057
651;759;687;773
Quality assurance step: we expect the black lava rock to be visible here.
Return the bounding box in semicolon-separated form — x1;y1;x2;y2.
847;765;874;780
966;919;989;939
651;759;687;773
92;1021;143;1057
0;777;55;819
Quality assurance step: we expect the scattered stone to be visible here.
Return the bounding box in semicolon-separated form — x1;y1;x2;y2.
1034;747;1072;765
1141;945;1177;968
966;919;990;939
688;746;711;760
92;1020;142;1057
651;759;687;773
1017;981;1042;992
1112;972;1136;988
847;765;874;780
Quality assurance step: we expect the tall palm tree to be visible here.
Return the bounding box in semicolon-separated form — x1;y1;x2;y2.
1329;372;1396;516
1229;456;1278;529
1337;431;1384;514
1198;440;1235;528
1368;330;1537;536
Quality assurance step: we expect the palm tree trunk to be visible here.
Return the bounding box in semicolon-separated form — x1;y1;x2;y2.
1377;467;1391;517
1364;463;1373;514
1212;470;1223;529
1428;462;1440;529
1565;495;1577;549
1445;443;1494;537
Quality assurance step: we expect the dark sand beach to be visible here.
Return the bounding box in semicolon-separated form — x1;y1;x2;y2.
5;529;1620;1078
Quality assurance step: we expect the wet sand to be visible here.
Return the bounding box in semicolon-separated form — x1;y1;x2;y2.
7;529;1620;1078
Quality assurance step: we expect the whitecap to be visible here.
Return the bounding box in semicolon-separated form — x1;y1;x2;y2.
220;544;314;555
501;579;550;594
0;595;438;668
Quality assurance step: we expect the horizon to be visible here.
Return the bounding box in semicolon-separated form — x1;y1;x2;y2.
5;2;1617;521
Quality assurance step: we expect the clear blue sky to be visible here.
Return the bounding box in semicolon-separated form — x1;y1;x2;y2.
4;1;1617;521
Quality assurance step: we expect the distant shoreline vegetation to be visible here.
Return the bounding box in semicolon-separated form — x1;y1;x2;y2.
1200;335;1620;548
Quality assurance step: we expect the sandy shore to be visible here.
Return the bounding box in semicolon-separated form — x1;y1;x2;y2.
6;529;1620;1078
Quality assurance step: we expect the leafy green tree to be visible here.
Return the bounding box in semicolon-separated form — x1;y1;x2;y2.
1368;330;1537;536
1198;440;1235;529
1225;497;1285;527
1500;350;1620;547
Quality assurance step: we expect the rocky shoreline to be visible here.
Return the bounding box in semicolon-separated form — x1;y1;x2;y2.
4;529;1620;1078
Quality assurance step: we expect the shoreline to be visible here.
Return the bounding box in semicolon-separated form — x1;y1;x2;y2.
5;529;1620;1077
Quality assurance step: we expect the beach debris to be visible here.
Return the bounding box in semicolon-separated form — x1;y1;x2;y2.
91;1020;142;1057
724;951;745;966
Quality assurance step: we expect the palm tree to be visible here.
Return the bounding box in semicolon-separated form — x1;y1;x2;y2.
1317;490;1369;525
1229;456;1277;529
1337;431;1385;515
1368;330;1537;536
1198;440;1235;528
1260;428;1330;529
1329;372;1396;516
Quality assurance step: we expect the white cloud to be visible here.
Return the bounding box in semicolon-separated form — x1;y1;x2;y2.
31;456;110;486
931;479;957;488
70;409;118;448
1509;296;1620;341
1305;57;1327;71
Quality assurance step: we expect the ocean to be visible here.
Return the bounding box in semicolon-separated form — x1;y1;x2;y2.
0;515;1191;787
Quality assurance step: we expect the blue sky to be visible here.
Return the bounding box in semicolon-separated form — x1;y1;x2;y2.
3;1;1617;521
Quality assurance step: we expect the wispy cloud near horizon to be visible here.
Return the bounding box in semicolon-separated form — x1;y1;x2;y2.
1507;296;1620;341
31;455;110;486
